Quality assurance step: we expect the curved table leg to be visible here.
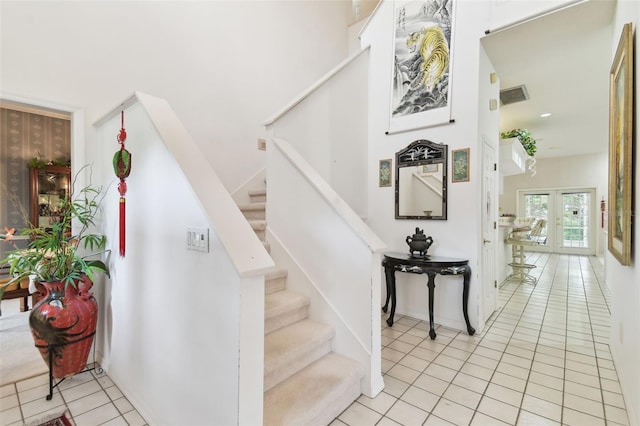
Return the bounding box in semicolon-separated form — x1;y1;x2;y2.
426;272;436;340
462;266;476;336
386;267;397;326
382;263;392;314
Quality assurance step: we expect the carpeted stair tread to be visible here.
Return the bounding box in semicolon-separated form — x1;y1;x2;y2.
249;189;267;203
264;352;364;426
249;220;267;231
239;202;266;220
264;319;334;391
265;290;309;333
265;269;288;294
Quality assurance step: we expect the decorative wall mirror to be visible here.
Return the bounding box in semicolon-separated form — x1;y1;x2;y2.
395;139;448;220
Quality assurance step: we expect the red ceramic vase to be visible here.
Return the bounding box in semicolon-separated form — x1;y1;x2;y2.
29;275;98;379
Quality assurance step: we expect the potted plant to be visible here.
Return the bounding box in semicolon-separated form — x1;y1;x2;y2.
500;128;537;157
0;170;109;380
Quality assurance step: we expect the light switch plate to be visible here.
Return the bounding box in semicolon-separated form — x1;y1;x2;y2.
187;227;209;252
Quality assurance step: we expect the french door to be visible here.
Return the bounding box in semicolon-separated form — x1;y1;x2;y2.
518;188;596;255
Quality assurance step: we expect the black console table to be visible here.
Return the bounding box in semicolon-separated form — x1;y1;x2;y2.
382;252;475;340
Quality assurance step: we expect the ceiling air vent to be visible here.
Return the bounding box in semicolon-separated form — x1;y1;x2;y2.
500;85;529;105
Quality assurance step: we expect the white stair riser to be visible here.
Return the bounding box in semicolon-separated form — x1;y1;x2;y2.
265;305;308;334
265;276;286;294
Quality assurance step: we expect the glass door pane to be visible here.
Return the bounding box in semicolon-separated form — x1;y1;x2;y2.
558;191;594;254
522;193;550;248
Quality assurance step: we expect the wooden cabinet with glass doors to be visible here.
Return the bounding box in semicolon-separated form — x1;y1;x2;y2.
29;166;71;230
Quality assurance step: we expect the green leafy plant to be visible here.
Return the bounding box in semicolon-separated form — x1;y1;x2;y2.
500;128;537;157
0;168;109;299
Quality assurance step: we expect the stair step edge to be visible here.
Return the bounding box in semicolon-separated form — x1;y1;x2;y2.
265;290;310;319
264;353;364;426
265;320;335;368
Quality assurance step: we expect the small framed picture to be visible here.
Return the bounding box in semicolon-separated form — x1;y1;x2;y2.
452;148;470;183
379;159;392;187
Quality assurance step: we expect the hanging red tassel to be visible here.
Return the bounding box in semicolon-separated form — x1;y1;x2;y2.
113;110;131;257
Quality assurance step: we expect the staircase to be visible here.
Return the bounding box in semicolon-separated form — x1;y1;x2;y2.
240;188;364;426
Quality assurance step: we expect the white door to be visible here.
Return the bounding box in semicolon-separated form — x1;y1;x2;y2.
482;139;498;320
518;188;596;255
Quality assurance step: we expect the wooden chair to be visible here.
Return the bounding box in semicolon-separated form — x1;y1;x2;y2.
0;276;31;316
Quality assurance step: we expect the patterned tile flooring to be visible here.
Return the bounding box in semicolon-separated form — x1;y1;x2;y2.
1;366;147;426
1;253;631;425
334;253;630;425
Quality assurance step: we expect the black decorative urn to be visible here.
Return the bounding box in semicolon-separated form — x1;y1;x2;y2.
406;227;433;257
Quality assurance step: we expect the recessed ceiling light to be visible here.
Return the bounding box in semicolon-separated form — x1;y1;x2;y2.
540;113;552;118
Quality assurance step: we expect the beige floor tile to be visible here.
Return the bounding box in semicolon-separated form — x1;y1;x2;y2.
424;363;456;383
357;391;396;415
0;384;16;399
122;410;146;426
400;386;439;413
398;354;430;372
603;390;627;409
376;416;402;426
432;398;474;425
423;414;456;425
0;406;22;425
562;407;606;426
382;347;406;363
67;390;111;417
433;354;464;371
60;380;102;403
387;339;416;354
564;380;602;402
605;404;630;425
20;392;64;419
413;373;449;397
490;371;526;393
0;393;19;411
442;384;482;410
338;402;382;426
386;363;421;384
386;399;428;426
525;382;563;405
521;394;561;422
459;362;493;381
563;393;604;418
477;395;519;424
496;360;529;380
470;412;511;425
72;403;120;425
484;383;523;408
382;376;411;398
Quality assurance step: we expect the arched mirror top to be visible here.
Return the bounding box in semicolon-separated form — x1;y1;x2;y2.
395;139;448;220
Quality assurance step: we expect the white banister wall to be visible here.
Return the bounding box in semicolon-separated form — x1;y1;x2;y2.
264;48;370;220
92;93;273;425
267;138;385;397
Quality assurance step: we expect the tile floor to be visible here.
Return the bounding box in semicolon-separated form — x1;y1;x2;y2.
334;253;630;426
0;366;147;426
1;253;631;425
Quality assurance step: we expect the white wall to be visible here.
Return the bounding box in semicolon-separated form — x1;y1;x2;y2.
94;102;246;425
607;2;640;425
0;0;351;192
361;0;492;332
500;153;608;254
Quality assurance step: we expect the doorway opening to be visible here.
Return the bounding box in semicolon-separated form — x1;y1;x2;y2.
518;187;596;255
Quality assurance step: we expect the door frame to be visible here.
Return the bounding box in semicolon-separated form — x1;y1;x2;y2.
517;186;597;255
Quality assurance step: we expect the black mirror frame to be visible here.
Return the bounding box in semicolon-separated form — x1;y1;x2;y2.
395;139;448;220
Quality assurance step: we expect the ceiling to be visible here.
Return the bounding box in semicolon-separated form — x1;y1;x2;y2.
481;0;615;159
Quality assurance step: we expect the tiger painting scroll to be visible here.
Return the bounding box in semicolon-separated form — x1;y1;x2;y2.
389;0;455;134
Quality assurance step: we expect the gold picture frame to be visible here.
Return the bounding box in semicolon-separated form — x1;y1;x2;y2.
451;148;470;183
608;23;634;266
